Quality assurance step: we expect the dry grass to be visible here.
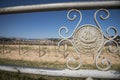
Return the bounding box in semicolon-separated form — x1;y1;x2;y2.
0;44;120;69
0;44;120;80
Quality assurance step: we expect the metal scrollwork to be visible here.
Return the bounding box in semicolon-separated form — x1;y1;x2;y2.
58;9;82;70
58;9;82;39
58;9;119;70
94;9;119;70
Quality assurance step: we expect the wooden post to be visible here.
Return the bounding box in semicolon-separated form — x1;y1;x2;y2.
19;40;20;55
2;40;4;54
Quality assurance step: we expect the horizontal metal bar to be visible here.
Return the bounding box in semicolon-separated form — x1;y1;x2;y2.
0;1;120;14
0;65;120;79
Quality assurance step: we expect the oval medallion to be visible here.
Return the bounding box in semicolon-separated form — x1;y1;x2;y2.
73;25;104;54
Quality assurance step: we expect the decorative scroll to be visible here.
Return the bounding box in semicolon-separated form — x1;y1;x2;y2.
94;9;119;71
58;9;119;70
58;9;82;70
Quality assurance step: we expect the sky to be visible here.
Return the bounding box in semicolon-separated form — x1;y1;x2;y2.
0;0;120;39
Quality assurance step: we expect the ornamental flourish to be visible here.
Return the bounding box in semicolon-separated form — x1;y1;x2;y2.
58;9;119;71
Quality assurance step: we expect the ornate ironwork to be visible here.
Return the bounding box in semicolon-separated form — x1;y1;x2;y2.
58;9;119;70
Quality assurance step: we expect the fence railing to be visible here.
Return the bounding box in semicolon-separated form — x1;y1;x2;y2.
0;1;120;14
0;1;120;80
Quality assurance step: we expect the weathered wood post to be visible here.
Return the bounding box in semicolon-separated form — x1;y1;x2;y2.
2;40;4;54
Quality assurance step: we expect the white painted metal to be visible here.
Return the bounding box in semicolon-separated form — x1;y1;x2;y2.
0;65;120;79
0;1;120;14
0;1;120;79
58;9;119;71
86;77;94;80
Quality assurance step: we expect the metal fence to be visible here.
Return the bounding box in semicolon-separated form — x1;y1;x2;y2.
0;1;120;80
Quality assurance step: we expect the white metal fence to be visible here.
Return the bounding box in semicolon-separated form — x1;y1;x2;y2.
0;1;120;80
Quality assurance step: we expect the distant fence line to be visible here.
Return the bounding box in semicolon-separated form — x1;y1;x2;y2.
0;39;60;45
0;38;119;46
0;39;68;56
0;39;56;55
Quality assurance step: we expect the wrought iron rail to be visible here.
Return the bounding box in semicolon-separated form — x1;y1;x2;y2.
0;65;120;79
0;1;120;79
0;1;120;14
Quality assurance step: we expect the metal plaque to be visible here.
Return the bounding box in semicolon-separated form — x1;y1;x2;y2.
73;25;104;54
